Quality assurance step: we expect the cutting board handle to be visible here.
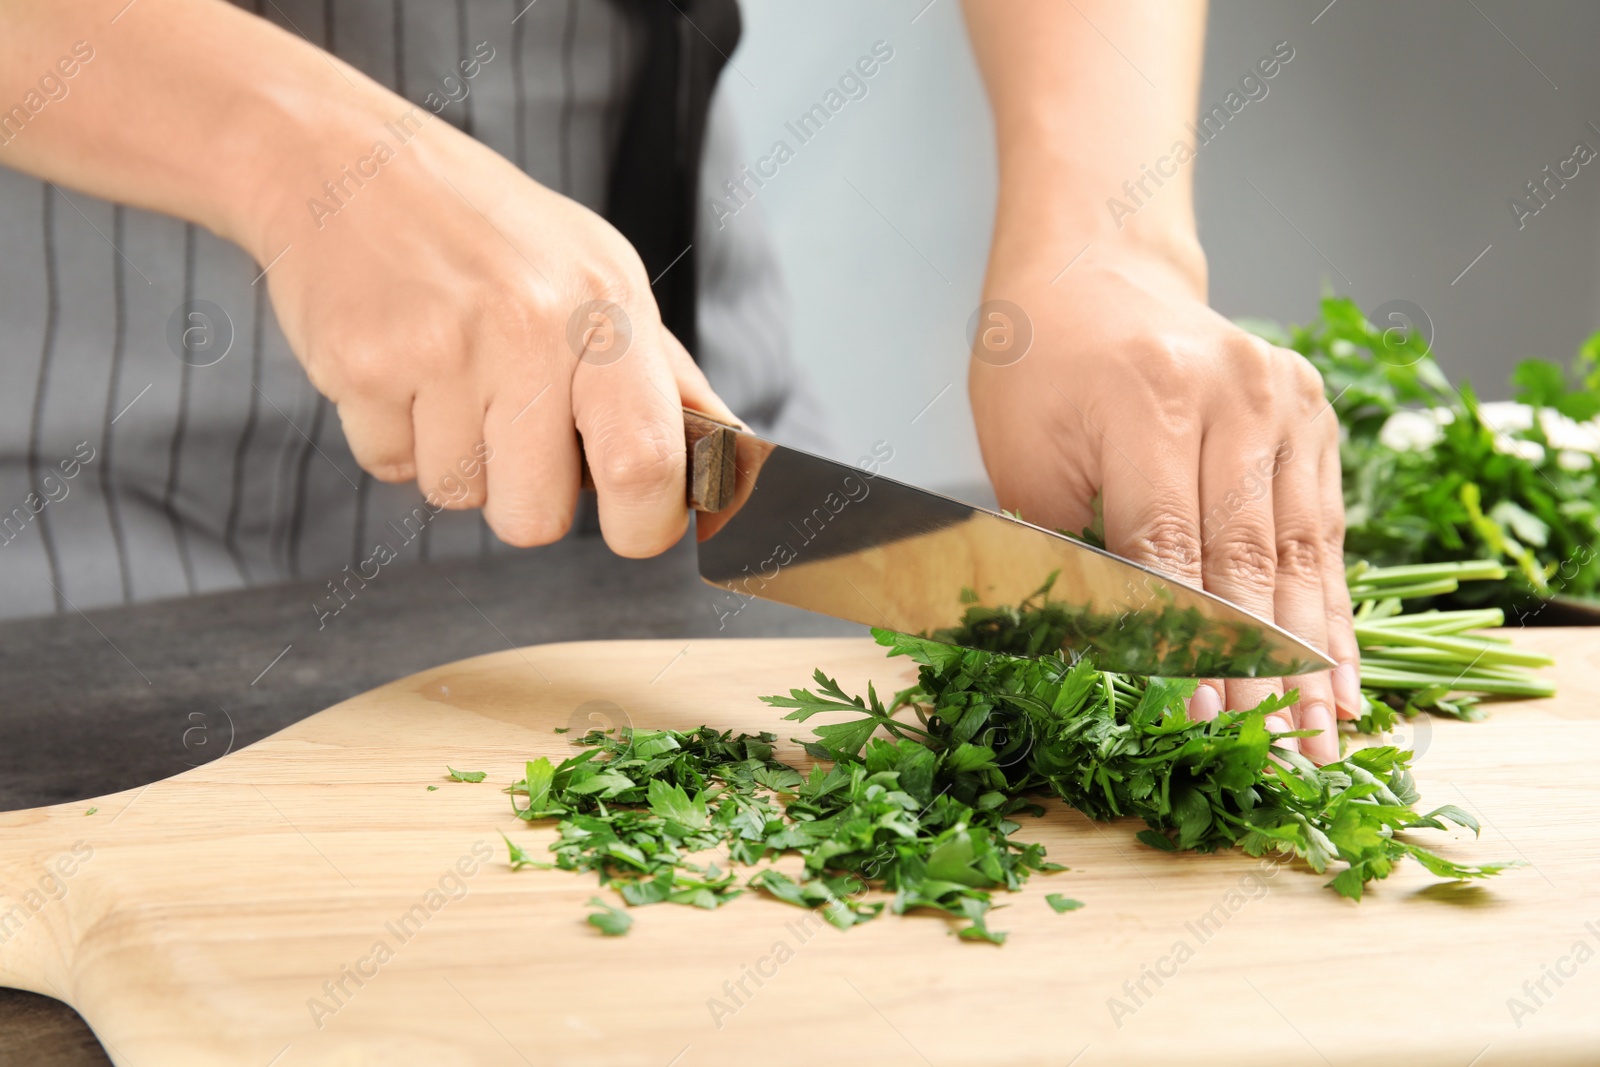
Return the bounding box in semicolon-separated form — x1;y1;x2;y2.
579;407;737;513
0;808;81;995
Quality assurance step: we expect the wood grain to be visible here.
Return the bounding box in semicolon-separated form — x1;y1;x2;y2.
1;631;1597;1066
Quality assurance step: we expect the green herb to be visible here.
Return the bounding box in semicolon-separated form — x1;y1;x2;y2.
426;786;438;792
499;562;1538;938
447;767;487;783
84;807;97;816
501;722;1058;939
500;831;543;870
1346;561;1555;728
1046;894;1084;913
919;571;1320;678
866;626;1519;903
585;896;633;936
1247;296;1600;608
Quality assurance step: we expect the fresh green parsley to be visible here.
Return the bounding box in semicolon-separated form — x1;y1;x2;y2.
586;896;632;936
1248;296;1600;608
498;561;1538;938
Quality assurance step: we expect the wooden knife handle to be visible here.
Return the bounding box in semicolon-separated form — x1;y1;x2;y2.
579;408;738;513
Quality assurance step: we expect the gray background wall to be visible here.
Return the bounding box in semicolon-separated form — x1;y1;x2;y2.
720;0;1600;497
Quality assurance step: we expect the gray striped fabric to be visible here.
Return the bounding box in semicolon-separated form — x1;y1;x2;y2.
0;0;812;621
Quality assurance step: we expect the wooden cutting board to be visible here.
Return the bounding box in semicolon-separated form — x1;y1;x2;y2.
2;632;1598;1067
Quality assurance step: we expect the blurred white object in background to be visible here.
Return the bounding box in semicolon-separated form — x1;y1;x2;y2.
1378;401;1600;470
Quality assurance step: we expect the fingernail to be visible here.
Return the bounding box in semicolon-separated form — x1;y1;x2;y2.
1187;685;1222;721
1332;662;1360;717
1264;712;1300;753
1302;702;1335;763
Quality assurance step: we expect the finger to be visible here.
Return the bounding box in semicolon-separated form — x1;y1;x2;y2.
336;397;415;483
1093;405;1220;720
1317;410;1362;721
980;377;1097;540
412;386;488;510
482;374;579;547
1197;425;1292;752
1269;435;1339;765
571;321;689;558
661;329;744;428
1188;681;1223;722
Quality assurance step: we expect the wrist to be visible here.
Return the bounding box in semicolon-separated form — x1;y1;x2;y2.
985;115;1208;299
210;67;406;261
986;214;1208;304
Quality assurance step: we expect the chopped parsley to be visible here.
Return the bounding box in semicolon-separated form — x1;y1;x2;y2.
498;561;1539;939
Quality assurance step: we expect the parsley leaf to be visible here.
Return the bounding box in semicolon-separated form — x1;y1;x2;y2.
585;896;632;936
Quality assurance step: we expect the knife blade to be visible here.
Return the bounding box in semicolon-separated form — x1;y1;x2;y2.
685;413;1334;679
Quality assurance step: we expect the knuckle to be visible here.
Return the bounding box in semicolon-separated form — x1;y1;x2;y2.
603;519;685;560
1318;414;1341;449
515;281;564;326
592;433;683;499
1124;335;1187;389
324;339;390;396
1290;355;1326;401
1128;515;1203;577
1222;332;1278;377
1275;533;1322;579
1322;524;1346;559
396;310;474;378
365;461;415;484
1111;339;1203;431
428;483;484;511
1321;511;1347;556
585;271;642;314
1223;338;1279;410
1210;533;1277;586
490;507;572;548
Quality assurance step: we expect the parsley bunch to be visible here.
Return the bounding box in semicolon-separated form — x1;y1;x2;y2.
1246;296;1600;607
868;626;1516;902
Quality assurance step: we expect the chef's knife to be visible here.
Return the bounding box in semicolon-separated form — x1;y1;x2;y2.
596;409;1333;678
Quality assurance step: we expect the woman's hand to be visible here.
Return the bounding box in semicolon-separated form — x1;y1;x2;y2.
970;246;1360;764
0;0;737;557
248;100;736;555
960;0;1357;763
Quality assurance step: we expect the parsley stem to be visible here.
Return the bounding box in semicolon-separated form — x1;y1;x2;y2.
1355;666;1555;697
1353;625;1554;667
1348;578;1462;601
1349;561;1509;585
1362;609;1506;634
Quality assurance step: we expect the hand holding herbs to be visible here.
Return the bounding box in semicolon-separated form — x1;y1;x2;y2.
968;259;1358;745
498;562;1544;942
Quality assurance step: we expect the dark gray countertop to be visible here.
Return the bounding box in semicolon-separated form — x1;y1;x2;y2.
0;532;862;1065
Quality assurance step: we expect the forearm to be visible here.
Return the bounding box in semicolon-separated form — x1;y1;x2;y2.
962;0;1208;293
0;0;398;261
